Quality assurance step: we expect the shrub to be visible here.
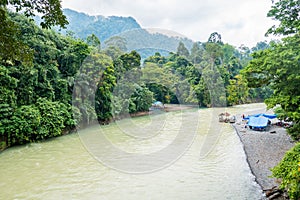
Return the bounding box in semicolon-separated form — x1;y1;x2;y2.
6;105;40;145
272;143;300;199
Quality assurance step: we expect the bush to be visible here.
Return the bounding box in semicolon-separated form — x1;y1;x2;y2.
288;122;300;140
35;98;69;139
3;99;75;145
272;143;300;199
7;105;41;145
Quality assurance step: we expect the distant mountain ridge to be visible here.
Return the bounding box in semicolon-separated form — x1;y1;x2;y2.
52;9;194;58
61;8;141;42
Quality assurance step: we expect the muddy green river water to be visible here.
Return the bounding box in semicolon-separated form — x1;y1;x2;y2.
0;104;267;200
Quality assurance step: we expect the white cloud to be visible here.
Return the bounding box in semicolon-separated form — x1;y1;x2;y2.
61;0;279;47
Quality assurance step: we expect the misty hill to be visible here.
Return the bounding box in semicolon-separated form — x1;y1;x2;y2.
61;9;141;42
55;9;194;58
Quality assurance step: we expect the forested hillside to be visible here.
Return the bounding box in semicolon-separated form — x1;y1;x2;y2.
51;9;194;59
58;9;141;42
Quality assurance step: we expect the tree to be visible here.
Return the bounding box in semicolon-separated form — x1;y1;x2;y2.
176;41;190;58
226;75;249;105
207;32;223;44
0;10;33;65
0;12;87;148
251;41;269;52
190;42;204;64
0;1;68;64
104;36;127;52
119;50;141;70
243;36;300;139
86;34;101;50
141;62;177;104
266;0;300;36
272;143;300;200
242;1;300;198
0;0;68;29
204;42;223;65
129;84;153;113
143;52;167;66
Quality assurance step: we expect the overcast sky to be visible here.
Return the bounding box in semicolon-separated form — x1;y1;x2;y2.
61;0;278;47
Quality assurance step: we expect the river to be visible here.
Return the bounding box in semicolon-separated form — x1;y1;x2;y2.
0;103;266;200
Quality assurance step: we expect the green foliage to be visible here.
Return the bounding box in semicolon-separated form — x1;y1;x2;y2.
140;37;255;107
141;62;177;104
226;75;249;105
86;34;101;49
1;0;68;29
129;84;153;113
0;65;18;106
0;9;33;65
204;42;223;65
95;54;116;122
6;104;41;145
274;106;288;121
144;52;167;66
0;104;13;138
177;41;190;58
246;2;300;198
189;42;204;64
272;143;300;199
35;98;71;139
266;0;300;36
119;50;141;71
3;98;75;146
243;34;300;138
0;12;89;148
0;0;67;65
287;122;300;140
104;36;127;52
207;32;223;44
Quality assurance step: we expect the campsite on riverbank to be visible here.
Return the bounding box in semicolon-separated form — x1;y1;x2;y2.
231;109;296;199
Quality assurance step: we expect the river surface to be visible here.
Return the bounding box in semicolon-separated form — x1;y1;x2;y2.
0;104;267;200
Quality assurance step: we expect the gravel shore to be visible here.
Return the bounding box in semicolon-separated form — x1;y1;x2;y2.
232;113;295;199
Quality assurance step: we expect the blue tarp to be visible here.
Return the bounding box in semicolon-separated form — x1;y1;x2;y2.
247;116;269;128
261;113;277;119
244;113;277;120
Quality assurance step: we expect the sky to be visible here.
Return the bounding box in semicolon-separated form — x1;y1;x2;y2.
61;0;279;47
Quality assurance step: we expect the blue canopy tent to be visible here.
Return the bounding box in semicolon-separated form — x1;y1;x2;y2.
261;113;277;119
245;113;276;131
247;116;269;129
244;113;277;120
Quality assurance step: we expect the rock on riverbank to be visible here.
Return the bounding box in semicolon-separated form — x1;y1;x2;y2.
232;115;295;199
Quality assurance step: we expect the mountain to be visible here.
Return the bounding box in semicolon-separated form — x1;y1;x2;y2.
52;9;194;59
60;9;141;42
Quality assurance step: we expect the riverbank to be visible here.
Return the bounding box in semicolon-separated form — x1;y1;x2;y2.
130;104;196;117
232;113;295;199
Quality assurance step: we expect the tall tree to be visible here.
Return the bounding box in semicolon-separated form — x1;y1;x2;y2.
0;1;68;65
176;41;190;58
190;42;204;64
86;34;101;50
207;32;223;44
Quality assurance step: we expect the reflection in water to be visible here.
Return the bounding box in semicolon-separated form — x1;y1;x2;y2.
0;104;266;200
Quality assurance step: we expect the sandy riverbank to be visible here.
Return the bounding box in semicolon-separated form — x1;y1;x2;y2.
232;113;295;199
